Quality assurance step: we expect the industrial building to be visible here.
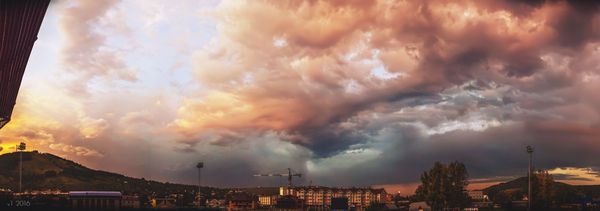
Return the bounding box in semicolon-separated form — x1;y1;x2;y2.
69;191;122;211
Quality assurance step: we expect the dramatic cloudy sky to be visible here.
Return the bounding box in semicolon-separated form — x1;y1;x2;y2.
2;0;600;194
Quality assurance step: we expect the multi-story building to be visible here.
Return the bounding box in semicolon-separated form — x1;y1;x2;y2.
280;186;387;209
258;195;278;207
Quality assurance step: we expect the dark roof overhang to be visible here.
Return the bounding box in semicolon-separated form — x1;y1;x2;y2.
0;0;50;129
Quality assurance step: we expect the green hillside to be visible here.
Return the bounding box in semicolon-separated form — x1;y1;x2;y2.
0;151;224;196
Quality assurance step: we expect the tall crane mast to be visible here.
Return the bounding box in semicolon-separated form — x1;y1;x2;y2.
254;168;302;187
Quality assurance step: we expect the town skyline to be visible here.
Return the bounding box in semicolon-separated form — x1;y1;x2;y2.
0;149;591;196
1;0;600;195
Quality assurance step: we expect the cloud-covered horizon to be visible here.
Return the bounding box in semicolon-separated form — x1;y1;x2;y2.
1;0;600;192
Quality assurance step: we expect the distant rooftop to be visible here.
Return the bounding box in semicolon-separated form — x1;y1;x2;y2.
68;191;122;197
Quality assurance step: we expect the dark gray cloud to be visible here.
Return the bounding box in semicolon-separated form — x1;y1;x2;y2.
9;0;600;189
161;0;600;188
296;120;600;186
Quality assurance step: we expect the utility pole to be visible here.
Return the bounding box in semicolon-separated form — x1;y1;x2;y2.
526;145;534;211
17;142;26;193
197;162;204;208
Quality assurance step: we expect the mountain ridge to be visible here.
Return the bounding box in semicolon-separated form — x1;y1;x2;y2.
483;176;600;200
0;151;224;195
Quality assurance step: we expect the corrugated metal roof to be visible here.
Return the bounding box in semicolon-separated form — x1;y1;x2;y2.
69;191;123;197
0;0;51;129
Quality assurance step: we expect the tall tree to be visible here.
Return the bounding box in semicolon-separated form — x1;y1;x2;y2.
532;170;554;209
415;161;470;210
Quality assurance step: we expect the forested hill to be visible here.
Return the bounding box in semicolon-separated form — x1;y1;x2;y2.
483;176;600;200
0;151;225;196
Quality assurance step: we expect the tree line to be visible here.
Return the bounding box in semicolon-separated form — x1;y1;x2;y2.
414;161;578;210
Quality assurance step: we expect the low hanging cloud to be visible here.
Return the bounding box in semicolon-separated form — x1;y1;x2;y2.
49;143;104;157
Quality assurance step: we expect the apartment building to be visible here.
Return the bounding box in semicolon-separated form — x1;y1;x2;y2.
279;186;386;208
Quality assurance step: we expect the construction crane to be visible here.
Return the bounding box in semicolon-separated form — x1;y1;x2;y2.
254;168;302;187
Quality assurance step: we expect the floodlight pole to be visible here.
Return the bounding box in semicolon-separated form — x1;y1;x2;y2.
19;146;22;193
17;142;26;193
526;145;534;211
197;162;204;208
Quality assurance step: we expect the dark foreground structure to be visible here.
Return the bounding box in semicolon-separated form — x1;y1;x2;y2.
0;0;50;129
70;191;122;211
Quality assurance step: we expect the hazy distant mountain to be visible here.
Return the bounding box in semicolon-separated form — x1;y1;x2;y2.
0;151;223;195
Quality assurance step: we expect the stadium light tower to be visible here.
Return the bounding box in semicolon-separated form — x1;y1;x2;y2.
196;162;204;207
17;142;26;193
526;145;534;211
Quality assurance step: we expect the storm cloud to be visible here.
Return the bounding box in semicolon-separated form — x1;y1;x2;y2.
2;0;600;190
165;0;600;187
